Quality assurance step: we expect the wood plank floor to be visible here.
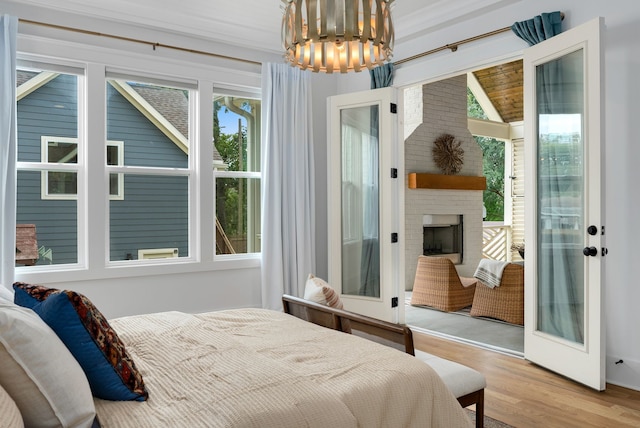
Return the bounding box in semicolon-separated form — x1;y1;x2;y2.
413;331;640;427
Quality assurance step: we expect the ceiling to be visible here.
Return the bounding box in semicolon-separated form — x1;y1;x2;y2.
14;0;516;54
473;60;523;123
13;0;522;123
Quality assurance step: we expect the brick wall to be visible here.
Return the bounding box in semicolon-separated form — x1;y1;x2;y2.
404;74;484;289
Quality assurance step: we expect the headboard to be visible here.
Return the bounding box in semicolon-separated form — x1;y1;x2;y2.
282;294;414;355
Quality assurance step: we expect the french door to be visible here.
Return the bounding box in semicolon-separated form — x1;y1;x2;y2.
524;17;605;390
327;87;404;324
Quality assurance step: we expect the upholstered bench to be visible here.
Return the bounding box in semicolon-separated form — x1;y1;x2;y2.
415;350;486;428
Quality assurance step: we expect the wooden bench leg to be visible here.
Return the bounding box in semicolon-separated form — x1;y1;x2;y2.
457;389;484;428
474;389;484;428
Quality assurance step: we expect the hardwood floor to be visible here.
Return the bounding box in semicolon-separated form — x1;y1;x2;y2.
413;331;640;427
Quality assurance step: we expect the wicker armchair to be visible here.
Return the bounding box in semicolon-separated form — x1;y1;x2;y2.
470;263;524;325
410;256;477;312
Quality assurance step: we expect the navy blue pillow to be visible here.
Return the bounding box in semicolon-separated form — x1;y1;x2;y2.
13;283;148;401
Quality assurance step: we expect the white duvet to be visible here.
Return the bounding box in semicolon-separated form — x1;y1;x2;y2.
94;308;471;428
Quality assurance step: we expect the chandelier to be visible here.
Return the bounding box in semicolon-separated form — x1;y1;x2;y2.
282;0;394;73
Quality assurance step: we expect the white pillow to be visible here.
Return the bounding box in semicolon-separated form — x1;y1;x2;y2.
0;300;96;428
0;284;14;303
303;274;344;309
0;383;23;428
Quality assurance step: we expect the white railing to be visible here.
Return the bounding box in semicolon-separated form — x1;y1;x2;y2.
482;223;512;261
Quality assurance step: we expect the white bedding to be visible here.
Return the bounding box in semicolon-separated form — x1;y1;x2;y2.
94;308;471;428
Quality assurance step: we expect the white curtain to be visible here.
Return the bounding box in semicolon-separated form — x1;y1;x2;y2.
341;120;380;298
260;63;315;310
536;51;585;344
0;15;17;290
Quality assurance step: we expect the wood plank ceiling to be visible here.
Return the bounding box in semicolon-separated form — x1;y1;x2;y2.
472;60;523;123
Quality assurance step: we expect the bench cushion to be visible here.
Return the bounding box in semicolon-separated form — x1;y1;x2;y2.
415;350;486;398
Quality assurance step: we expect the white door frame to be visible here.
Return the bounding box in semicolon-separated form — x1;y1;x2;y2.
327;87;405;324
523;17;605;390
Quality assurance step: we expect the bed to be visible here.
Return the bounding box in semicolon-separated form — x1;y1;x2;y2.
1;284;472;428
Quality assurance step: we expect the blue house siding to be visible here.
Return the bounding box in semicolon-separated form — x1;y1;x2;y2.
16;74;78;265
106;83;188;169
106;83;189;260
16;74;189;265
109;175;189;260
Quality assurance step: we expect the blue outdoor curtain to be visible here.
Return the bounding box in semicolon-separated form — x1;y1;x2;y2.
535;50;585;344
260;63;316;310
511;11;563;46
370;62;394;89
0;15;17;290
363;62;392;295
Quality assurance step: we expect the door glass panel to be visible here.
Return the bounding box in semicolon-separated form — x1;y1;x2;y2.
341;105;380;298
536;49;585;344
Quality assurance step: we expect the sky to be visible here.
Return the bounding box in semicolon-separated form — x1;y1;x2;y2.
539;113;582;136
218;109;245;135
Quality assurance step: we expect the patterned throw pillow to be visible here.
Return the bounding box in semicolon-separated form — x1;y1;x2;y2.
303;274;351;332
12;283;57;305
303;274;344;309
13;282;148;402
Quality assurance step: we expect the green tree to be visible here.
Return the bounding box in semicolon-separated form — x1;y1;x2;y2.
476;136;504;221
468;88;504;221
213;100;249;238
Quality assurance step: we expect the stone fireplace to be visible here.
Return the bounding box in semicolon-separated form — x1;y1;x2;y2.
404;75;484;290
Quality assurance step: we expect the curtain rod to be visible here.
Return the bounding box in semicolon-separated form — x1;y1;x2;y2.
395;12;565;66
18;18;262;67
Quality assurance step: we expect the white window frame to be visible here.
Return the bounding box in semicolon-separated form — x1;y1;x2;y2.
41;136;124;200
105;71;196;265
213;91;262;256
14;41;262;285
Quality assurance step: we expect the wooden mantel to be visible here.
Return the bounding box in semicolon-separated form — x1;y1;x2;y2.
408;173;486;190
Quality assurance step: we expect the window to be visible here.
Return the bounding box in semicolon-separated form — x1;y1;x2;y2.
14;53;262;275
106;76;193;262
16;65;82;266
213;93;261;255
41;137;123;200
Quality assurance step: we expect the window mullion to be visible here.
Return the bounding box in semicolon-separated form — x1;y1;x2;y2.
85;63;107;270
198;81;215;262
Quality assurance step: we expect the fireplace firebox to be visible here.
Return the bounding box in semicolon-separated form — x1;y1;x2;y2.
422;214;463;264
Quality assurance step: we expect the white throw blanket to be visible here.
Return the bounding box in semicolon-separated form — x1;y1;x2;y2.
474;259;509;288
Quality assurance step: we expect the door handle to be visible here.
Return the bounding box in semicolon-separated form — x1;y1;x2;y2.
583;246;598;257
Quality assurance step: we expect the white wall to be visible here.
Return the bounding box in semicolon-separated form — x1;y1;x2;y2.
333;0;640;391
